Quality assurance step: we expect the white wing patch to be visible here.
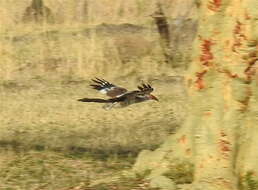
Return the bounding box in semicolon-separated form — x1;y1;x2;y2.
99;87;115;94
99;89;108;94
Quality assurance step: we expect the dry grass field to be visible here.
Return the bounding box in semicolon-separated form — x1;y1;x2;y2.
0;0;190;189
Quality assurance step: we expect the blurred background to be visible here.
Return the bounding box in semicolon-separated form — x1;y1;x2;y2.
0;0;197;189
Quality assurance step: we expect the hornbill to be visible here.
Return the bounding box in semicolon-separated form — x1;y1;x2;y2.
78;78;159;109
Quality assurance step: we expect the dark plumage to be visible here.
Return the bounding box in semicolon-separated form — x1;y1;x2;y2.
78;78;158;109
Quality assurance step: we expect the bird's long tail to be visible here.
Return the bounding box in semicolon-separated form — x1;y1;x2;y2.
78;96;125;103
77;98;111;103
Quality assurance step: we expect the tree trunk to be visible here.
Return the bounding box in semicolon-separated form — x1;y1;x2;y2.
152;3;173;64
74;0;89;22
133;0;258;190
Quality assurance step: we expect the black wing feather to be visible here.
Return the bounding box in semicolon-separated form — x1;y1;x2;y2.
137;83;153;93
90;78;127;98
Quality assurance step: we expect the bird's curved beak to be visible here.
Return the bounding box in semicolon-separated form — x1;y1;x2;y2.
150;94;159;101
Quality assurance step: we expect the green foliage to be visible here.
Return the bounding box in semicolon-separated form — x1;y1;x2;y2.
240;171;258;190
163;160;194;184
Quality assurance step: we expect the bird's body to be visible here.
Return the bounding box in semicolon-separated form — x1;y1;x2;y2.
78;78;158;109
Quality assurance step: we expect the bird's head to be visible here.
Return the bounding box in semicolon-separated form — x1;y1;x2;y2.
137;83;159;102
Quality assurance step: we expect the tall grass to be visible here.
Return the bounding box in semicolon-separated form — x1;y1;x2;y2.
0;1;189;189
0;0;191;159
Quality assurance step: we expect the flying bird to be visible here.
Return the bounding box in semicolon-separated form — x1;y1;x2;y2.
78;78;159;109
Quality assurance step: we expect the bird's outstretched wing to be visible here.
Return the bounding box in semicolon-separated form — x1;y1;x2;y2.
90;78;128;98
137;83;154;94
